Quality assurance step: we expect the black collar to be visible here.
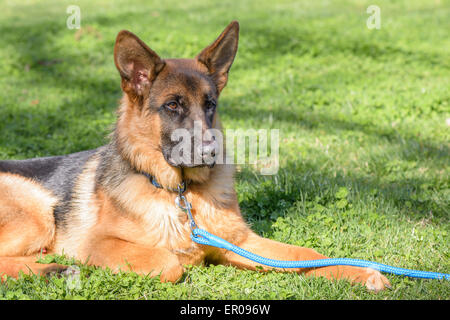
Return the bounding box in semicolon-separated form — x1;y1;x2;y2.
141;171;190;193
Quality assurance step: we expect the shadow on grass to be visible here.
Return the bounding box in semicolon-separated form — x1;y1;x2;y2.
220;92;448;163
237;159;447;237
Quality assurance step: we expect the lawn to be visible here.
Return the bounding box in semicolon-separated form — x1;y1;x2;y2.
0;0;448;300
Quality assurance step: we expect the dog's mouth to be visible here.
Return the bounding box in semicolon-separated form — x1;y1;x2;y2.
162;145;217;169
165;157;216;169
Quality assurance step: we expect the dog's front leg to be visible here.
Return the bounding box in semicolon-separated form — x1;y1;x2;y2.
218;231;391;291
86;238;184;282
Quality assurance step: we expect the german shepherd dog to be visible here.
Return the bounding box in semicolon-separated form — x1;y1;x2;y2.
0;21;390;291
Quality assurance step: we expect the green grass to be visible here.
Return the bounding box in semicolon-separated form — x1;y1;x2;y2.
0;0;449;300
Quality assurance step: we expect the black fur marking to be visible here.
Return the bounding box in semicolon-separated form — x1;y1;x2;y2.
95;143;131;191
0;149;98;227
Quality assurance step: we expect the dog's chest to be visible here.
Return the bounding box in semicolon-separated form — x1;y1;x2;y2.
98;189;195;251
140;197;191;246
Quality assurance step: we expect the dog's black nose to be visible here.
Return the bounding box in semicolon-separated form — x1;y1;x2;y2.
203;141;216;157
198;140;218;165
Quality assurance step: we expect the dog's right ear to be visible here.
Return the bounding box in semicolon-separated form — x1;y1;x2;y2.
114;30;165;99
196;21;239;94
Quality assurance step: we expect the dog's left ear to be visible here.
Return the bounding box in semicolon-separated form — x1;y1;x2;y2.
114;30;165;100
196;21;239;93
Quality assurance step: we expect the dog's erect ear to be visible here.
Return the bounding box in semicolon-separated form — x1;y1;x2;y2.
114;30;165;99
196;21;239;93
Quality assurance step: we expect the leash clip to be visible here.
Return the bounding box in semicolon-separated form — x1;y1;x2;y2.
175;194;197;232
177;181;187;195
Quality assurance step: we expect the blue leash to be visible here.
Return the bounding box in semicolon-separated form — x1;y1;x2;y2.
146;175;450;281
191;228;450;280
174;192;449;281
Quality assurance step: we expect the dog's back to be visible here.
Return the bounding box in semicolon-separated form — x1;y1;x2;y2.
0;149;98;220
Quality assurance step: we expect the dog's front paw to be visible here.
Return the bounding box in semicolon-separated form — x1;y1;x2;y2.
364;268;391;292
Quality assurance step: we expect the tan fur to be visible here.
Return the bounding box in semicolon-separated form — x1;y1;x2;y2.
0;173;57;256
115;95;183;190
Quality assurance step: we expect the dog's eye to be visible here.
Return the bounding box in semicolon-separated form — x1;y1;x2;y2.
165;101;178;110
205;101;216;112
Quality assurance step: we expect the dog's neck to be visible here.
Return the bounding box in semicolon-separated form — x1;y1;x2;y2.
98;139;237;207
111;131;215;191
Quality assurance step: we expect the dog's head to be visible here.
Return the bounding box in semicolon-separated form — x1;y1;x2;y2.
113;21;239;186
